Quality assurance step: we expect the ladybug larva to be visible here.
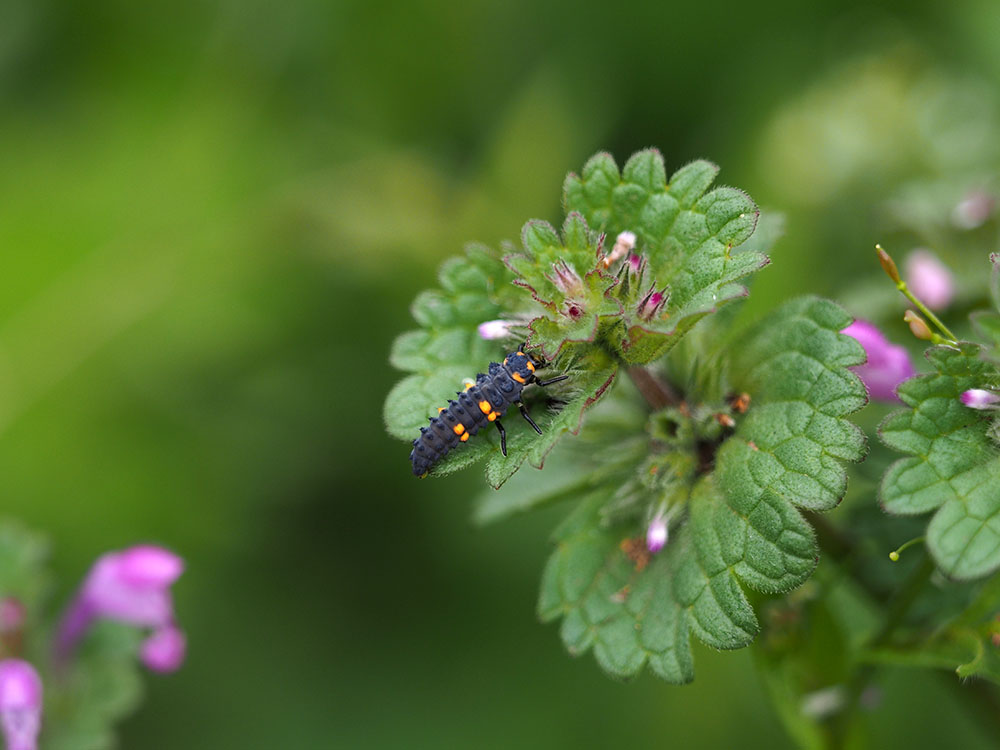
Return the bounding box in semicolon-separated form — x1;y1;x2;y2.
409;348;568;477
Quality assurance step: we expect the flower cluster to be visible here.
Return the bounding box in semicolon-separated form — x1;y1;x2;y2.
0;544;184;750
56;545;186;672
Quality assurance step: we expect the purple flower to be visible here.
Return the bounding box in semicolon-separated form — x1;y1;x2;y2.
646;514;668;553
905;250;954;310
961;389;1000;410
140;624;187;673
841;319;916;402
0;660;42;750
56;545;185;672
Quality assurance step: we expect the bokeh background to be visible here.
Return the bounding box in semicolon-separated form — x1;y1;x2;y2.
2;0;999;746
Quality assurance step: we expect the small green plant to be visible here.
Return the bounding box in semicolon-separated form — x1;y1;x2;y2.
384;149;1000;746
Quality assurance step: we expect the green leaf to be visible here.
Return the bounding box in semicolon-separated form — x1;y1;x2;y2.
724;296;869;514
564;150;767;364
879;342;1000;579
539;298;867;681
971;311;1000;348
867;574;1000;683
384;244;515;451
866;631;1000;684
537;492;696;682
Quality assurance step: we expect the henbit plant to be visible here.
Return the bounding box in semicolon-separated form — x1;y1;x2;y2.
384;149;1000;745
0;523;185;750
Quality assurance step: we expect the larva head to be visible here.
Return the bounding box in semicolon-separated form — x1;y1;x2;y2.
503;350;537;384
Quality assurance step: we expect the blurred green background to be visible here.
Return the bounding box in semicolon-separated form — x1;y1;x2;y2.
1;0;999;746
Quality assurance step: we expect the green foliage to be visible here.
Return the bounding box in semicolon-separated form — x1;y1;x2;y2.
880;342;1000;579
865;574;1000;684
45;623;145;750
564;151;766;364
536;298;867;681
384;149;770;485
384;148;876;683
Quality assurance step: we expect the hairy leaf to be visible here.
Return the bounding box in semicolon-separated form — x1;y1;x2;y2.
539;298;868;681
879;343;1000;579
564;150;767;363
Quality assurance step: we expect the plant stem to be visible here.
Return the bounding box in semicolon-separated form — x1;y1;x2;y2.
896;279;959;342
626;366;680;410
875;243;958;342
827;555;934;747
811;522;1000;743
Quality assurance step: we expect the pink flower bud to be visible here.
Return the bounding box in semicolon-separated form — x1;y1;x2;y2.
637;287;668;321
902;310;933;341
628;254;642;273
477;320;513;340
904;250;954;310
961;389;1000;409
646;515;668;554
841;320;916;402
952;190;995;230
140;625;187;673
56;545;185;672
0;599;25;635
0;660;42;750
547;260;584;297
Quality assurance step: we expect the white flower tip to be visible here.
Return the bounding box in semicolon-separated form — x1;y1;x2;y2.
477;320;512;340
961;389;1000;409
603;231;638;266
615;231;636;250
646;518;668;553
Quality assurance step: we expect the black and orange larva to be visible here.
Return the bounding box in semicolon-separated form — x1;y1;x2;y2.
409;347;568;477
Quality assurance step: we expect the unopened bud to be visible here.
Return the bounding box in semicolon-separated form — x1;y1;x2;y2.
637;287;668;321
646;515;668;554
602;231;637;268
903;310;933;341
961;389;1000;410
875;244;901;284
547;260;584;297
477;319;514;341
